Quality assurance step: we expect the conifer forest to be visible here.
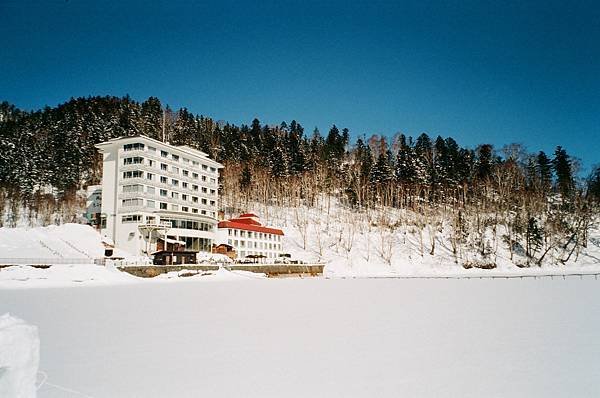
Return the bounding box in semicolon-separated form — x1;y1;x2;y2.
1;96;598;266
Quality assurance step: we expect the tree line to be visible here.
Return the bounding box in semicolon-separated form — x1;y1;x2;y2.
1;95;598;265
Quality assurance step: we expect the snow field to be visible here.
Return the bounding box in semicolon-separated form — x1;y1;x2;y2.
1;278;600;397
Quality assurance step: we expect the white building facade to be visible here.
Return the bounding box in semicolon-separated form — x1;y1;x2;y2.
217;213;284;259
95;135;223;256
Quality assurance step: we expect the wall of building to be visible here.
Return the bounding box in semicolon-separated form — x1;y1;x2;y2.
97;136;223;257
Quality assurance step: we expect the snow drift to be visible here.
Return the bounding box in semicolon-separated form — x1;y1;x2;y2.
0;314;40;398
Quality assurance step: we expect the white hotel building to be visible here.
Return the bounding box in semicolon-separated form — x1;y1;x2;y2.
95;135;223;256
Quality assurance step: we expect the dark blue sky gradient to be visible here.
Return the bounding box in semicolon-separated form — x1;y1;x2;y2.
1;0;599;171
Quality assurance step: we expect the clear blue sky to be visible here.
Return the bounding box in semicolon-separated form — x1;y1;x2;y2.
1;0;599;172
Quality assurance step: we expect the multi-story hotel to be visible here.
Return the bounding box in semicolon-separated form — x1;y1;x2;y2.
95;135;223;256
217;213;284;259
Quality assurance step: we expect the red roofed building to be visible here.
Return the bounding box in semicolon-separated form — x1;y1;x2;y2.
216;213;284;259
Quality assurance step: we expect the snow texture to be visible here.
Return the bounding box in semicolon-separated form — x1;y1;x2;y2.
0;314;39;398
1;278;600;397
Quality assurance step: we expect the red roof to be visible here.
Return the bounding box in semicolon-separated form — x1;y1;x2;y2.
239;213;258;218
229;217;261;226
218;221;284;236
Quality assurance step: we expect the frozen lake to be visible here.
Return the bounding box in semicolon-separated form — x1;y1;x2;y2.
1;277;600;397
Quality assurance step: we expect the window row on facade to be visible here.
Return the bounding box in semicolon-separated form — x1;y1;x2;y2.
228;239;282;252
121;184;216;206
227;228;281;241
121;214;214;232
123;156;217;186
121;198;216;217
122;171;217;197
122;143;218;174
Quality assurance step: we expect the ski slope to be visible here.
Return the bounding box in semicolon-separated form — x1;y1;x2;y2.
1;277;599;397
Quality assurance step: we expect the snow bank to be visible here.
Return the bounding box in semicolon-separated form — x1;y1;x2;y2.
156;267;266;281
0;264;139;289
0;223;132;261
196;252;233;264
0;314;39;398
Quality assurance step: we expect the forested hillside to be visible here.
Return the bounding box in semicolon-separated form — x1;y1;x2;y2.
1;96;599;266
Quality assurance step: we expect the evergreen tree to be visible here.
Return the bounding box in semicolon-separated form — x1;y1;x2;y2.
553;146;574;198
587;166;600;202
476;144;494;181
536;151;553;191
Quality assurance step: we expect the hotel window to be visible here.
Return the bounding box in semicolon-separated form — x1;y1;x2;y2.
202;187;207;193
192;196;198;203
192;185;198;191
123;184;143;193
171;192;179;200
182;206;189;212
201;198;207;205
171;204;178;211
183;170;189;177
123;170;143;179
192;173;199;179
241;231;246;238
193;160;199;167
201;176;207;182
160;202;167;210
121;214;142;223
146;173;154;181
161;150;168;158
148;146;156;153
123;143;144;151
182;194;188;201
201;210;206;215
160;189;168;197
182;182;188;189
146;216;156;224
210;189;216;195
123;156;144;165
172;154;179;161
148;159;154;167
160;163;168;171
147;186;155;195
248;232;253;238
122;198;143;206
228;229;232;236
210;167;216;173
183;158;190;164
147;200;155;208
202;165;208;171
240;241;245;247
191;208;198;214
160;176;168;184
234;230;238;237
210;178;216;185
172;179;179;187
172;166;179;174
209;200;215;206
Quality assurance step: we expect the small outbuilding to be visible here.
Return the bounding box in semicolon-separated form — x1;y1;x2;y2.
152;251;197;265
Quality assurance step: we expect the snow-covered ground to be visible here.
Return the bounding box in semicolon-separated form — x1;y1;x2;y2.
1;277;600;397
1;200;599;289
0;223;131;261
259;203;600;277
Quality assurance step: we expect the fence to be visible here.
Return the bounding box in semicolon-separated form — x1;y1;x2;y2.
0;258;96;266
